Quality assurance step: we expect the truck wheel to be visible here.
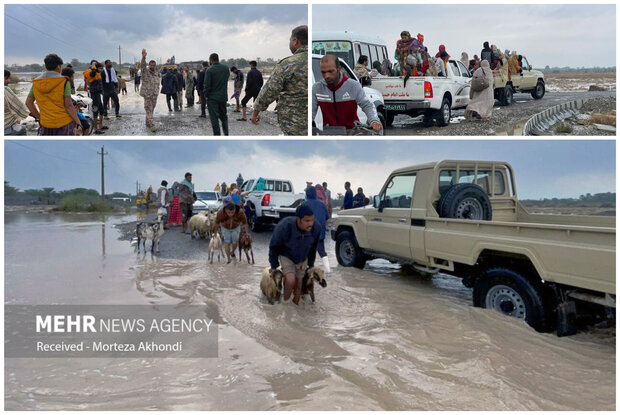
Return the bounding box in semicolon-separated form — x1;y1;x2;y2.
438;183;492;220
377;112;387;130
473;267;553;332
248;212;262;233
386;111;395;127
434;97;451;126
335;230;367;269
500;85;513;106
531;81;545;100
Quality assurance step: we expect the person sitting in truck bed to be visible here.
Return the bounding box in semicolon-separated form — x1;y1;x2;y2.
436;51;450;77
312;54;382;132
352;187;367;208
354;55;370;80
396;31;414;77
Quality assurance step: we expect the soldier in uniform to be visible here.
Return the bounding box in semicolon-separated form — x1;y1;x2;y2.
139;49;160;132
251;25;308;136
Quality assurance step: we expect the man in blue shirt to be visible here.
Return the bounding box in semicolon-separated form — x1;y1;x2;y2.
343;181;354;209
269;204;321;305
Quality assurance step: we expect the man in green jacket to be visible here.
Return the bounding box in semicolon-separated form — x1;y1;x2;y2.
203;53;229;136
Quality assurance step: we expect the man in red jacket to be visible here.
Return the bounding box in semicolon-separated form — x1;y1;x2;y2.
312;54;382;132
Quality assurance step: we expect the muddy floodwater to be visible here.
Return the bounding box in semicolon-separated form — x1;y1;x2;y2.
5;211;615;410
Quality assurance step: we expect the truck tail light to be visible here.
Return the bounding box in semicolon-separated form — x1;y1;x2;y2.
424;81;433;98
261;194;271;206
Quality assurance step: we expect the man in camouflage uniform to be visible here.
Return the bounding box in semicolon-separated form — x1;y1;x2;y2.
139;49;160;132
251;25;308;136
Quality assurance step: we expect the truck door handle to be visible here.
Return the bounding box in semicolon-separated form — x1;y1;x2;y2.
371;218;382;222
398;218;407;223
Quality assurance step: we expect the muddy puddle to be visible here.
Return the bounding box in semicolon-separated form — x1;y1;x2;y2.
4;212;615;410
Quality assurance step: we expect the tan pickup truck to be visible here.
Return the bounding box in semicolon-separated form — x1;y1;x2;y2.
493;55;545;105
331;160;615;335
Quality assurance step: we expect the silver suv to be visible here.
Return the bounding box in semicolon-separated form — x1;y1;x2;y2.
193;191;222;213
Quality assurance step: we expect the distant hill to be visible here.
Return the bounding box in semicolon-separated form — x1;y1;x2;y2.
536;66;616;74
521;192;615;208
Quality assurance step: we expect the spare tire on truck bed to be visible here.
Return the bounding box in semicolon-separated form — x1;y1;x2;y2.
438;183;492;220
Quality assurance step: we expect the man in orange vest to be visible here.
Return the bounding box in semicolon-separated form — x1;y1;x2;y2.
25;54;82;135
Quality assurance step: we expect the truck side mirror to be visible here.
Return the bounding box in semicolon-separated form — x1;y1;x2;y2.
373;195;381;208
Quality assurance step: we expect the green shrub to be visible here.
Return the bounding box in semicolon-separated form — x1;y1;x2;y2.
56;194;113;212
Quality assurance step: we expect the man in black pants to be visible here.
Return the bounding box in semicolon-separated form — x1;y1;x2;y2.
196;61;208;118
102;60;120;118
238;60;263;121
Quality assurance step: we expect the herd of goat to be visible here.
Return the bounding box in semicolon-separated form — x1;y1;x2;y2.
135;210;327;304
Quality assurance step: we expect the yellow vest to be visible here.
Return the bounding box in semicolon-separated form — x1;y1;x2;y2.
32;75;73;128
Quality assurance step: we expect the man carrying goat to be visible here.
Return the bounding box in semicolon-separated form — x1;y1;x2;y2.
268;204;321;305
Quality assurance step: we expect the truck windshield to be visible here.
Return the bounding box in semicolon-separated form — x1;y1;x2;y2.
196;192;217;200
312;41;355;69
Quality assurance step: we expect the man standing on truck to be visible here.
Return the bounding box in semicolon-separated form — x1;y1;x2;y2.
312;54;382;132
268;204;321;305
343;181;354;209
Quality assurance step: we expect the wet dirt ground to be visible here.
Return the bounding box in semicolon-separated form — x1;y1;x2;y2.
14;79;284;136
384;91;616;136
5;211;616;410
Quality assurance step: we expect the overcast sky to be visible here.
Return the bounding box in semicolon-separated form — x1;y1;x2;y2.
4;4;307;65
4;140;615;199
313;4;616;68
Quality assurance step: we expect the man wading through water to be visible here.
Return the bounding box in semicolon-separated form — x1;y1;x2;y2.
139;49;160;132
268;204;321;305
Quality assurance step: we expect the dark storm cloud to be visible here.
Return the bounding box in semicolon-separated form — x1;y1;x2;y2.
5;4;307;62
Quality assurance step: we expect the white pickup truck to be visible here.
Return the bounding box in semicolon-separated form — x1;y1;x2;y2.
372;59;472;127
241;178;305;232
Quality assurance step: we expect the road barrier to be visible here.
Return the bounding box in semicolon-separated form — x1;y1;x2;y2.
522;98;592;135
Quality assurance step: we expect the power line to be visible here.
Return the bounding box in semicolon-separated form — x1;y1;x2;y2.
5;14;79;50
7;140;90;165
33;5;77;35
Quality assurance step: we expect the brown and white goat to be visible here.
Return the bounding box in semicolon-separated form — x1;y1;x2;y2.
238;229;255;264
301;266;327;303
260;267;284;304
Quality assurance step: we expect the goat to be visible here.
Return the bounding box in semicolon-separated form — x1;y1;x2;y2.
301;266;327;303
238;228;255;264
208;229;224;263
207;209;217;238
188;212;210;239
260;267;284;304
136;211;165;253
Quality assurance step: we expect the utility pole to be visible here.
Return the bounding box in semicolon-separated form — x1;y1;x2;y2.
136;181;139;196
118;45;122;72
97;146;108;199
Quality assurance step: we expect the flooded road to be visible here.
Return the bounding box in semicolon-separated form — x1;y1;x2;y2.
5;211;615;410
12;79;284;136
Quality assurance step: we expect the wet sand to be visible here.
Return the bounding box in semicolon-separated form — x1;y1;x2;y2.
4;211;616;410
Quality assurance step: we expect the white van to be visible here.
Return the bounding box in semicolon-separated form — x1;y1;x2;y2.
312;31;389;73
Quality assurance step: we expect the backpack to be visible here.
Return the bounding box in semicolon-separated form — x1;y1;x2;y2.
471;68;490;92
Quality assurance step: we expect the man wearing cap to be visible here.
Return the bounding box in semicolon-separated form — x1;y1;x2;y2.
268;204;321;305
215;196;248;263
